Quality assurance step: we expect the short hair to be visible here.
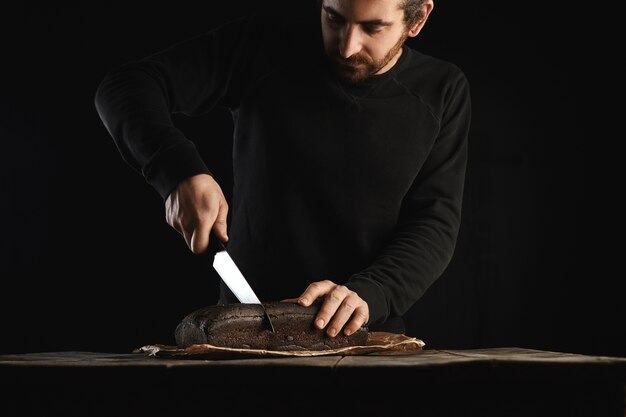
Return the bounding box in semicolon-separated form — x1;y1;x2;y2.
399;0;428;27
317;0;428;29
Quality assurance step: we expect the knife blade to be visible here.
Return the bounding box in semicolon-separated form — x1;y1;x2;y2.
211;238;276;332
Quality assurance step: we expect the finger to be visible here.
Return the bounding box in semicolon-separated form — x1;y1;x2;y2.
212;200;229;242
343;303;369;337
280;298;300;303
165;199;183;235
181;227;193;251
190;218;213;254
169;218;184;236
297;280;335;307
315;285;351;333
326;293;362;337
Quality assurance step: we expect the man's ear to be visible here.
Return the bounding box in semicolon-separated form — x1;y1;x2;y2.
407;0;434;38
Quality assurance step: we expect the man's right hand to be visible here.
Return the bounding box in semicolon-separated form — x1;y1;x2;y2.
165;173;229;254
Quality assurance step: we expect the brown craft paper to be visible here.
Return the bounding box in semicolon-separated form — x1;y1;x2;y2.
135;332;425;360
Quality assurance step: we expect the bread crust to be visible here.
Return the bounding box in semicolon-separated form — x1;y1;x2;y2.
175;301;369;350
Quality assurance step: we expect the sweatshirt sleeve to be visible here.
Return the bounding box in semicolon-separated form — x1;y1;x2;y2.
94;15;255;200
346;71;472;326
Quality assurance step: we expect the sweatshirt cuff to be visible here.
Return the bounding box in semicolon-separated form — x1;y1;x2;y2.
345;275;389;327
143;141;212;200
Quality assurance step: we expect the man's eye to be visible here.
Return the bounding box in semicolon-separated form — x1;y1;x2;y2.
363;25;382;35
326;12;342;24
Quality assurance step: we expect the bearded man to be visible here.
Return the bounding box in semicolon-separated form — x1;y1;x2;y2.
95;0;471;336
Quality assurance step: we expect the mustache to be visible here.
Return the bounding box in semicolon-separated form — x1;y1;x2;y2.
333;52;372;66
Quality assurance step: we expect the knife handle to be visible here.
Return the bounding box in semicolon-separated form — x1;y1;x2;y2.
206;231;228;255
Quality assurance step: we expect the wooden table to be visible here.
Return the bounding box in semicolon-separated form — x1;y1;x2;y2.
1;347;625;417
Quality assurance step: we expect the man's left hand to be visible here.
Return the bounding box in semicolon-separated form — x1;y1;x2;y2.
283;280;369;337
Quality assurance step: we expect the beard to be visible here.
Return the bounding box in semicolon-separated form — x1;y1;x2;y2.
329;31;408;84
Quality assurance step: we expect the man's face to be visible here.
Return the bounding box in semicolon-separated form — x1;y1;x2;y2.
321;0;409;83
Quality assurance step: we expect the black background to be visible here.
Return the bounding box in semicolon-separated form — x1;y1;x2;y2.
1;2;621;357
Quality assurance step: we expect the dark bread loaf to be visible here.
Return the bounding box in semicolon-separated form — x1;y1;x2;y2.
175;301;369;351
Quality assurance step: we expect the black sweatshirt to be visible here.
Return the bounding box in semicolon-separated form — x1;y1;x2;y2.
94;12;471;329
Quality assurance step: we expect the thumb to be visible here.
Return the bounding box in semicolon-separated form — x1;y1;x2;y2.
212;201;229;242
189;222;211;254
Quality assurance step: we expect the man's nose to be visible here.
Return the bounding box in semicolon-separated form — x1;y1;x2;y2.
339;25;362;58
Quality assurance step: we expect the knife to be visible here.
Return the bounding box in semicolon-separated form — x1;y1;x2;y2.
211;237;276;333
